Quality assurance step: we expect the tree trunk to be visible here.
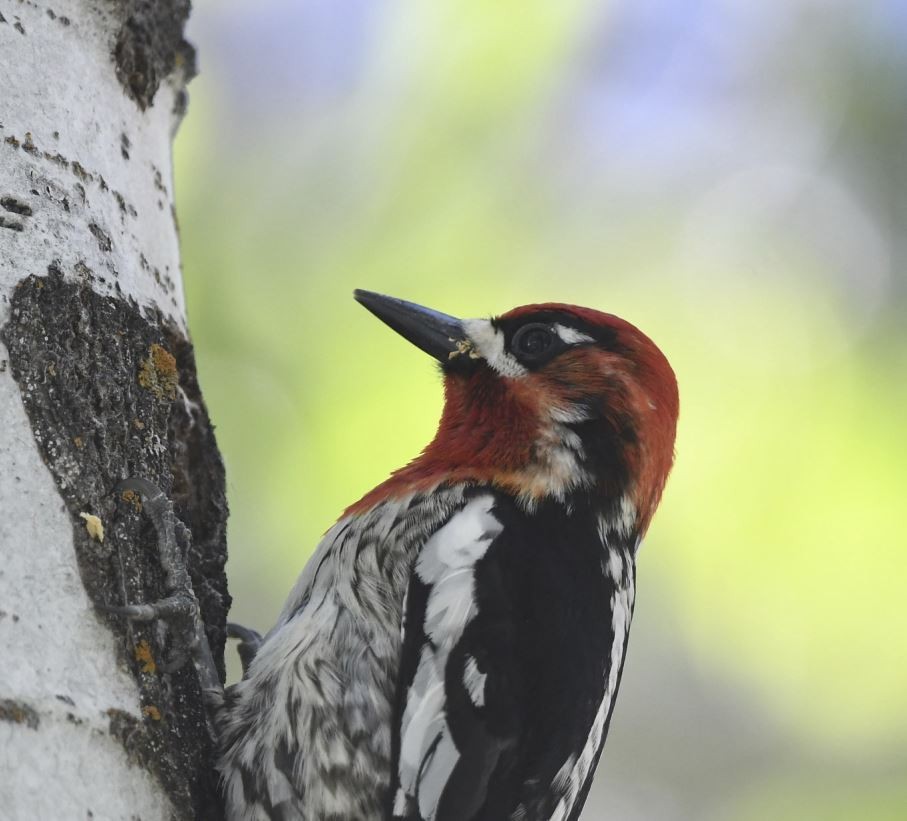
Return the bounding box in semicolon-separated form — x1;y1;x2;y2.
0;2;229;819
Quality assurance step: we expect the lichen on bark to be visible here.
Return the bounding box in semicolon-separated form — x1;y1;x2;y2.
1;265;229;820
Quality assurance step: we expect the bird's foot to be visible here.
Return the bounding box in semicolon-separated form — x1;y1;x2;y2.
105;478;222;695
226;622;264;675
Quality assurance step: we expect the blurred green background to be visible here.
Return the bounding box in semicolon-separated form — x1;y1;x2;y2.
175;1;907;818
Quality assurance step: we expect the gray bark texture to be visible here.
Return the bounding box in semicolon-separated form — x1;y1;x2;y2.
0;2;229;819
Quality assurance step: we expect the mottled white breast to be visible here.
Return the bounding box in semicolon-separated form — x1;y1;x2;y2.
216;486;468;821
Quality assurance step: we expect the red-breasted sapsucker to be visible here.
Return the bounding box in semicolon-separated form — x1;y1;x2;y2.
214;291;679;821
114;291;678;821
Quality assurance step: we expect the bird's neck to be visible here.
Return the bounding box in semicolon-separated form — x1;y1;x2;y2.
347;371;650;520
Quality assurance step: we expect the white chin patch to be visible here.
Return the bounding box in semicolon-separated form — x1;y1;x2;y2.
461;318;527;378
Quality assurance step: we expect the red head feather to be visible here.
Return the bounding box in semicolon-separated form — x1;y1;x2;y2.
348;299;678;534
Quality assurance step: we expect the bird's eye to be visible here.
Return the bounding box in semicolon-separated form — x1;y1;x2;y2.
512;323;555;363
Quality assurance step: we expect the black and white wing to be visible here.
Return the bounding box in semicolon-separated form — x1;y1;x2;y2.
389;493;521;820
388;491;636;821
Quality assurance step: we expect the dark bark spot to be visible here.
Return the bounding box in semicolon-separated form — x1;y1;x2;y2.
70;160;91;182
107;708;157;769
1;269;229;821
0;698;40;729
88;222;113;252
112;0;197;111
44;150;68;167
1;196;32;216
0;216;24;232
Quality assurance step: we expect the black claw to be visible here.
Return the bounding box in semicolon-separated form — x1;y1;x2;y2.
117;478;170;528
226;622;262;644
227;622;264;675
116;477;167;500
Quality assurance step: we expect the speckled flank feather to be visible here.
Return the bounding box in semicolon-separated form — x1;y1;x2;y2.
216;487;468;821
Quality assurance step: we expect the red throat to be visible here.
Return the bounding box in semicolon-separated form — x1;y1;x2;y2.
346;370;547;514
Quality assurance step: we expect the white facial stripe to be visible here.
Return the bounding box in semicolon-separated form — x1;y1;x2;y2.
461;318;527;378
461;320;592;378
554;324;594;345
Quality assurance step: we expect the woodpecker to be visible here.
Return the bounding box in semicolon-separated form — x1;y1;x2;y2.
207;291;679;821
111;292;677;820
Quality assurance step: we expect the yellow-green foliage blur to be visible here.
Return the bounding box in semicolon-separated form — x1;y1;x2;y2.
175;1;907;818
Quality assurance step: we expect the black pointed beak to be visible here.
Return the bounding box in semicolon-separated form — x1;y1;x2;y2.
354;290;465;363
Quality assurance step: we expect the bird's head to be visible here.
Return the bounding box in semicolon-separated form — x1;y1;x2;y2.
351;291;678;534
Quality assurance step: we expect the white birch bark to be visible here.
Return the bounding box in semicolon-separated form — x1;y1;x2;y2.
0;2;225;819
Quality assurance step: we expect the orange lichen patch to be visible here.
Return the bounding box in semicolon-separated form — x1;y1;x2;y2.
137;343;178;400
73;435;84;449
79;512;105;543
132;417;145;430
121;488;143;513
134;640;157;674
142;705;162;721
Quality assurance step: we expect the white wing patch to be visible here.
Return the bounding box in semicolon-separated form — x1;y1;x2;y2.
396;495;503;820
463;655;487;708
597;497;638;547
